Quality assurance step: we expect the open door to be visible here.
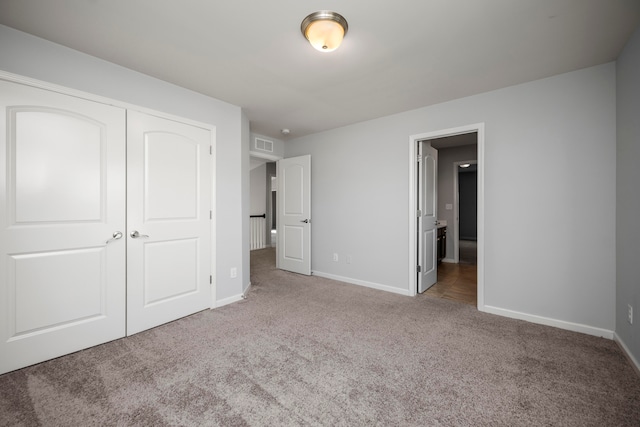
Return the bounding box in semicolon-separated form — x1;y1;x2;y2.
417;142;438;293
277;155;311;275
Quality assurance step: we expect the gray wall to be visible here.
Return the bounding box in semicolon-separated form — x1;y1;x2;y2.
616;25;640;366
241;111;250;294
285;62;616;334
250;164;267;216
0;25;249;303
435;144;478;260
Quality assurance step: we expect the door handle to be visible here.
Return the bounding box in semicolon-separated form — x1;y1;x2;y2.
130;230;149;239
300;219;310;223
106;231;123;244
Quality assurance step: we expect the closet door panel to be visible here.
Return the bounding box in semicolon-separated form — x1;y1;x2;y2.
126;110;211;336
0;80;126;375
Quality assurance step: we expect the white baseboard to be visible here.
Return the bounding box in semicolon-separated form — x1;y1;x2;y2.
215;293;245;308
482;305;614;339
614;333;640;376
311;270;411;296
441;258;456;263
242;282;251;299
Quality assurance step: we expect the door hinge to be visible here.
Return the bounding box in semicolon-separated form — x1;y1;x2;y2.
417;265;421;273
416;210;422;217
210;210;213;220
209;145;212;155
210;275;212;284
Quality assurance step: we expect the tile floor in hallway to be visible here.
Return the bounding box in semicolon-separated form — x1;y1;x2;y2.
424;240;477;305
424;262;477;305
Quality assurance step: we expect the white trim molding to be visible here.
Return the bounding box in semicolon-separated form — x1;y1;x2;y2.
215;294;246;308
312;271;411;296
484;305;615;339
614;333;640;376
242;282;252;299
249;151;281;162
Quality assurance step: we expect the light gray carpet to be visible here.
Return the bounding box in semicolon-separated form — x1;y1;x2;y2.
1;247;639;426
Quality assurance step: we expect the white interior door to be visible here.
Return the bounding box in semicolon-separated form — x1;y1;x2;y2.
126;110;212;335
0;80;126;374
418;142;438;293
277;155;311;275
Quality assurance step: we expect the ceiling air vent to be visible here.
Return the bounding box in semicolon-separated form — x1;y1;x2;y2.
254;137;273;153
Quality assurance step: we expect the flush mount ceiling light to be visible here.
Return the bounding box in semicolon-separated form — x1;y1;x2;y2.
301;10;348;52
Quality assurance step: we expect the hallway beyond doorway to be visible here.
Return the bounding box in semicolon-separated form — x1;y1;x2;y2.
459;239;477;265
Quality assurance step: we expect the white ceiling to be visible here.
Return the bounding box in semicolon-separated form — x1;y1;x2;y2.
1;0;638;140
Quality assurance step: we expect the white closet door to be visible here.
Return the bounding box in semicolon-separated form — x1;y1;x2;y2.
0;80;126;375
126;110;212;335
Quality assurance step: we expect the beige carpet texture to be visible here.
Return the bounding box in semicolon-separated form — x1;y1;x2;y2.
1;248;639;426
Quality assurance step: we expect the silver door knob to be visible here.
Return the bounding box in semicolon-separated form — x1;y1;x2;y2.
300;219;310;223
106;231;123;244
130;230;149;238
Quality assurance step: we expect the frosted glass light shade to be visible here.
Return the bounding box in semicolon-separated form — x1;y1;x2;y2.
305;20;344;52
301;11;348;53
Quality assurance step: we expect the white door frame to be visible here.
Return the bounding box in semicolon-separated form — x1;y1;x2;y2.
408;123;485;311
453;160;478;264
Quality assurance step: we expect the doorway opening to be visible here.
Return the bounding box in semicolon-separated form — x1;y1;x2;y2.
408;123;485;311
453;160;478;264
249;157;278;251
268;166;277;248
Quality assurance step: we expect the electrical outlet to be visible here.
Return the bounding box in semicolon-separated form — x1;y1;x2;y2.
629;304;633;325
230;267;237;279
333;253;338;262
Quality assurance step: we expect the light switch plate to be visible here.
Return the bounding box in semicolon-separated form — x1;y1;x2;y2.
445;204;453;210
